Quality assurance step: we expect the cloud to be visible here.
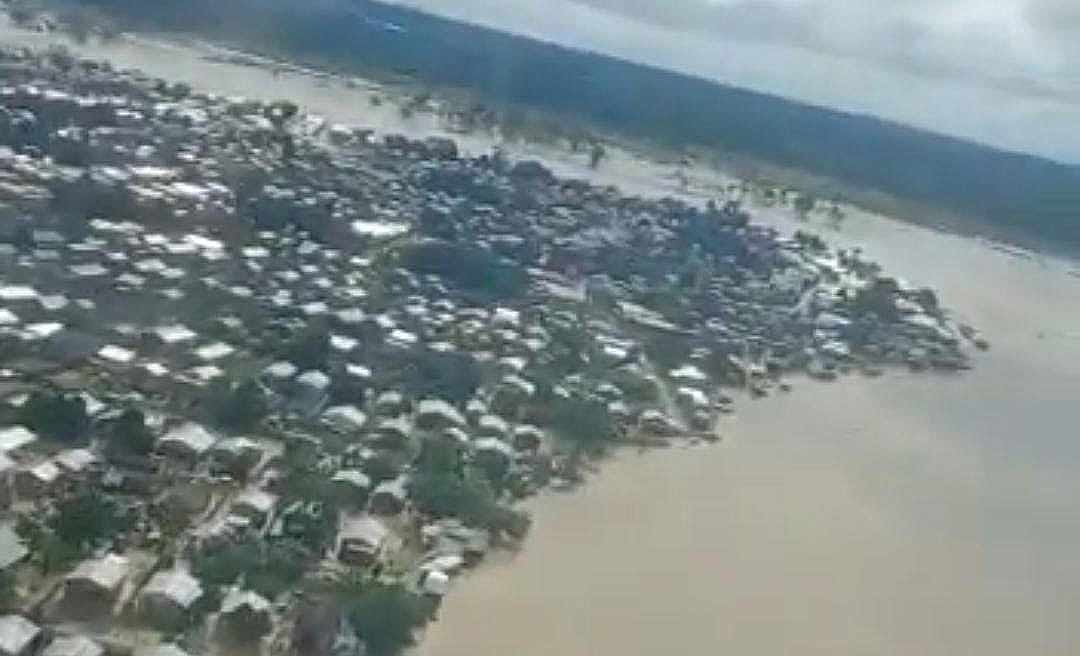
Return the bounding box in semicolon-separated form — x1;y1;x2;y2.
383;0;1080;161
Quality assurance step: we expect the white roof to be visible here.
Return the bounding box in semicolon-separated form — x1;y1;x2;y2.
492;307;521;325
421;570;451;596
195;342;235;361
263;361;297;379
330;334;358;352
676;386;710;408
0;427;36;452
98;345;137;365
42;634;104;656
331;469;372;490
26;460;62;483
54;448;96;472
474;437;514;458
345;363;372;379
188;365;224;382
144;362;170;377
23;322;64;339
69;264;109;277
141;569;203;609
417;399;466;426
478;414;509;435
67;553;130;592
670;364;709;382
387;329;418;346
234;489;277;515
0;286;37;301
0;309;18;326
323;406;368;431
297;370;331;390
153;324;197;344
0;615;40;656
159;423;217;455
340;515;389;547
221;588;271;615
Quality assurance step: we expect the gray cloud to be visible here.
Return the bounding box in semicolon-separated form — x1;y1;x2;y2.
385;0;1080;161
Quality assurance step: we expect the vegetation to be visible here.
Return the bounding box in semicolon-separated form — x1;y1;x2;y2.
204;378;269;432
398;241;528;301
72;0;1080;252
193;539;307;599
337;578;433;656
104;408;155;457
51;489;131;550
17;390;90;443
409;440;530;539
282;324;331;371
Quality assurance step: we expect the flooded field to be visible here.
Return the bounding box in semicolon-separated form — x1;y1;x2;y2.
4;20;1079;655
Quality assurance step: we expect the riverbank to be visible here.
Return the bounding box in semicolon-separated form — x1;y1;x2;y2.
418;173;1080;655
2;15;1080;656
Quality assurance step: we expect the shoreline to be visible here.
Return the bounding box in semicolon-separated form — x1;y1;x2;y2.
0;14;1075;656
4;12;1077;261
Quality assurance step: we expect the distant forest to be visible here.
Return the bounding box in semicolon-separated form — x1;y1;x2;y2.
44;0;1080;251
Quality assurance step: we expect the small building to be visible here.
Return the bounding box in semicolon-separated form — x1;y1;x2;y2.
15;460;61;499
372;391;407;416
64;553;130;609
0;427;36;454
337;516;389;566
0;523;27;574
42;635;104;656
157;422;217;460
370;417;411;450
476;414;508;439
416;399;466;430
54;448;96;475
231;489;277;526
369;476;408;516
210;437;262;474
330;470;371;506
219;588;272;639
322;405;367;432
0;615;41;656
139;569;204;629
419;569;450;598
512;425;545;451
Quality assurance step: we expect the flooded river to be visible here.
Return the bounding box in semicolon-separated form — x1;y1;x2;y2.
417;218;1080;656
5;20;1080;655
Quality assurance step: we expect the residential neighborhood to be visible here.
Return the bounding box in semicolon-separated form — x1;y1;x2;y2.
0;42;981;656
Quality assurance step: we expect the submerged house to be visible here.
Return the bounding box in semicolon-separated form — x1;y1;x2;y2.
337;515;389;566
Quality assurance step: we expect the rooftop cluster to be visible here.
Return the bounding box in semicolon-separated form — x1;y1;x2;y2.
0;45;982;656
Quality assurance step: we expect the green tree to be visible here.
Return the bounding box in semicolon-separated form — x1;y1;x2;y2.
340;581;432;656
51;489;129;550
283;326;331;371
17;391;90;443
105;408;155;457
205;379;269;432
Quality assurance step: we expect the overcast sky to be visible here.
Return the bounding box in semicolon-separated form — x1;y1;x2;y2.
384;0;1080;163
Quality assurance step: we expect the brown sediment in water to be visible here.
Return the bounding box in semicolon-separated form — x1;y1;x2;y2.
418;217;1080;655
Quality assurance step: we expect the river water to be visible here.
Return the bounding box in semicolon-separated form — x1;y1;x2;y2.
4;20;1080;655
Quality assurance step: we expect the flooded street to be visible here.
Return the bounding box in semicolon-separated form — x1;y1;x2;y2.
5;21;1080;655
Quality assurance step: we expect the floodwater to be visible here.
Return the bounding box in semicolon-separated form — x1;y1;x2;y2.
4;20;1080;655
418;218;1080;655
